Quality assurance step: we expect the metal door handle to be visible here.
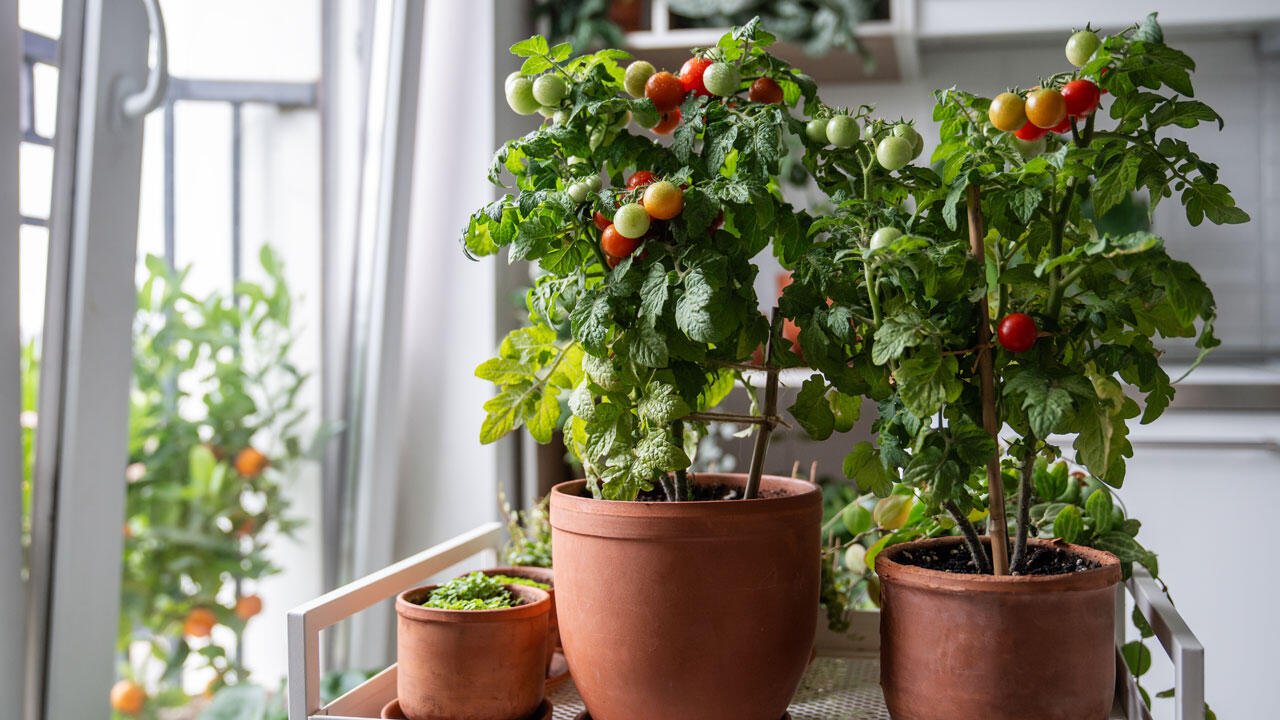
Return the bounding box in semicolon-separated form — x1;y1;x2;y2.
120;0;168;119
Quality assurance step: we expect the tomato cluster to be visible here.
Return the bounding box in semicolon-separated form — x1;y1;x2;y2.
621;52;784;138
985;29;1105;150
599;174;687;265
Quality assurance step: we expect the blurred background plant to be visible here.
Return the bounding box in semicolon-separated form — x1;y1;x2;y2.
99;246;332;718
499;489;553;568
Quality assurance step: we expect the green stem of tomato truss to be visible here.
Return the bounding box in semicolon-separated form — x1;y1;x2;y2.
1008;436;1038;572
1044;113;1095;320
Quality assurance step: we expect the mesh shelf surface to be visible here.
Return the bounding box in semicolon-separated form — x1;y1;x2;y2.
547;656;891;720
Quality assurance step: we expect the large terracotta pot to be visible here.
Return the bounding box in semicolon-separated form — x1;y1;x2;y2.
550;473;822;720
481;566;558;668
395;584;550;720
876;536;1121;720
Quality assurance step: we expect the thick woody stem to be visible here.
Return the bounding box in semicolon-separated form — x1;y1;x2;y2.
966;184;1009;576
945;501;992;575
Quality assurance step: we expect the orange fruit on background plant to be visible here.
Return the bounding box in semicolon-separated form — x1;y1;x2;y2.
110;679;146;715
642;181;684;220
644;71;685;113
235;594;263;620
1025;89;1067;129
184;607;217;638
234;447;268;477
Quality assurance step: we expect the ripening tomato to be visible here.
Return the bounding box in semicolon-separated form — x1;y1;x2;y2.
613;204;650;239
679;56;712;96
642;180;684;220
626;170;656;190
748;77;784;104
645;71;685;113
111;680;146;715
1061;79;1100;117
624;60;656;98
998;313;1038;353
1014;120;1049;142
602;224;639;258
1066;30;1101;68
651;108;681;135
1025;89;1067;129
593;211;611;230
988;92;1027;132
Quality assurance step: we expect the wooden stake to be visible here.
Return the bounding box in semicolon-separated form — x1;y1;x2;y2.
966;184;1010;576
744;309;782;500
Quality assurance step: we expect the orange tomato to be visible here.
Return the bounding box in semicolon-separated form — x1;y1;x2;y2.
642;181;684;220
601;225;639;259
235;594;263;620
988;92;1026;132
651;109;680;135
184;607;217;638
644;71;685;113
1025;89;1067;129
234;447;268;478
110;680;146;715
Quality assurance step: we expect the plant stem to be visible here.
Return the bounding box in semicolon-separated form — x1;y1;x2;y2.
945;501;992;574
1009;438;1038;572
744;309;782;500
965;183;1010;576
863;260;882;328
672;419;688;501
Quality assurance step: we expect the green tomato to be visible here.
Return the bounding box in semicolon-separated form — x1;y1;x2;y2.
537;105;557;118
870;227;902;251
584;175;603;192
613;203;651;239
876;136;912;171
826;116;858;147
1066;30;1101;67
805;118;829;145
624;61;655;98
567;182;589;203
844;544;868;574
702;62;740;97
504;77;539;115
612;110;632;130
532;74;569;106
893;123;923;159
841;504;871;535
552;109;569;124
504;71;522;89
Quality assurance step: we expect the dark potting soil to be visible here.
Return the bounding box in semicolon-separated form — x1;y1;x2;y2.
579;482;787;502
896;541;1101;576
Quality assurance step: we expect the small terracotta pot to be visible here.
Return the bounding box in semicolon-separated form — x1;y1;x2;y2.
395;584;550;720
550;473;822;720
876;536;1121;720
481;566;558;669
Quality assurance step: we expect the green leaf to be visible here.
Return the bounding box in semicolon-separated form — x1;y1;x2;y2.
526;389;561;444
1133;13;1164;44
1122;640;1153;677
1053;505;1083;544
638;382;690;426
1008;185;1043;224
789;375;836;440
638;264;670;327
571;291;613;355
842;504;872;535
475;358;534;384
1086;489;1114;533
1004;369;1074;439
871;313;923;365
634;429;690;474
1093;154;1142;218
480;389;525;444
510;36;550;58
843;441;894;497
895;352;961;419
829;391;861;433
674;270;733;343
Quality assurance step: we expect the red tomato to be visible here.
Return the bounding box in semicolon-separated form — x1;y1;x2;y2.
748;77;784;104
1014;121;1049;141
997;313;1038;353
652;108;681;135
602;224;639;258
625;170;656;190
678;57;712;97
645;71;685;113
593;211;610;230
1098;67;1110;95
1050;116;1072;134
1061;79;1101;117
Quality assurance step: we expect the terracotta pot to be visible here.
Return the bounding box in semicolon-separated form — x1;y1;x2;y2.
481;566;558;668
395;584;550;720
876;536;1121;720
550;473;822;720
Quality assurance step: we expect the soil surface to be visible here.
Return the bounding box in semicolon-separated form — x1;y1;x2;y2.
895;541;1101;576
579;481;787;501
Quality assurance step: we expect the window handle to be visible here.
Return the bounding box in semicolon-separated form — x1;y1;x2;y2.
120;0;168;119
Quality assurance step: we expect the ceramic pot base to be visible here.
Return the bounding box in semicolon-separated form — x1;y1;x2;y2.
381;698;552;720
573;707;788;712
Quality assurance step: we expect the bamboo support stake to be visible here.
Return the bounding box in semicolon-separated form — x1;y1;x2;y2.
744;309;782;500
967;184;1010;576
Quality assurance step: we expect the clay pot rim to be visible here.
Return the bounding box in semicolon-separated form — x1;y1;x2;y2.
396;583;550;623
551;472;820;514
876;536;1121;593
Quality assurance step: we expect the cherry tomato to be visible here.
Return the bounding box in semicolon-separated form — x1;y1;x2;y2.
1061;79;1100;117
624;61;656;98
593;211;611;230
805;118;829;145
988;92;1027;132
645;71;685;113
876;136;912;171
613;204;650;239
748;77;784;104
504;77;539;115
606;254;622;269
1066;30;1101;68
602;224;639;258
1025;89;1067;129
826;116;858;147
678;56;712;97
1014;121;1049;141
532;75;569;106
642;180;684;220
626;170;656;190
1050;116;1071;134
870;227;902;250
702;62;740;97
997;313;1038;353
651;108;681;135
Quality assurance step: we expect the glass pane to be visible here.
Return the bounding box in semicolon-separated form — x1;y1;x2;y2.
18;142;52;219
31;62;58;139
18;0;60;36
